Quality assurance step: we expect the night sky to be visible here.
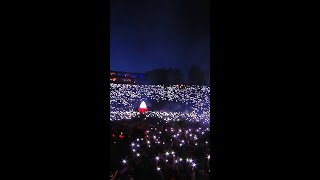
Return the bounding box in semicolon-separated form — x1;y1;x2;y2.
110;0;210;77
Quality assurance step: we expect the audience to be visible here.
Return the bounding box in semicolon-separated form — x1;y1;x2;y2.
111;118;210;180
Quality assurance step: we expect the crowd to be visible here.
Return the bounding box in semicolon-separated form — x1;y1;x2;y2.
110;118;210;180
110;84;210;124
110;83;211;179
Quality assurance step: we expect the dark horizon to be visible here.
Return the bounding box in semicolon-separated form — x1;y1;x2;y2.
110;0;210;77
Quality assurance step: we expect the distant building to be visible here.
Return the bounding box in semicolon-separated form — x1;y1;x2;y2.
110;71;144;84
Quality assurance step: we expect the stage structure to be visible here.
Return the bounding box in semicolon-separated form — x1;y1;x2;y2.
138;101;148;114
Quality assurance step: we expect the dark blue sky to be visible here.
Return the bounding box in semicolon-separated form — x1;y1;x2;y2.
110;0;210;77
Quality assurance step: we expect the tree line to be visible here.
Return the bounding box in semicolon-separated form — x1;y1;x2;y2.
142;64;209;86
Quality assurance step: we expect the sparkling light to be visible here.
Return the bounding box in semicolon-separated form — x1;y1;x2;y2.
110;84;210;123
191;163;197;168
110;84;211;179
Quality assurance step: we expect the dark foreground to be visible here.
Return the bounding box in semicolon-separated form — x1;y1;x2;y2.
110;117;210;180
